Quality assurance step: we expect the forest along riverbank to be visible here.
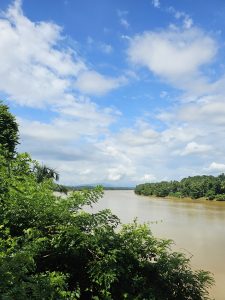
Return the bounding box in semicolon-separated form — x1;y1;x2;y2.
87;190;225;300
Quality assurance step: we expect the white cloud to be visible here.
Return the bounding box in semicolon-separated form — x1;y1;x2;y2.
0;1;124;107
74;71;127;96
179;142;212;156
152;0;160;8
19;103;115;143
3;1;225;186
140;174;156;182
178;98;225;126
87;37;113;54
117;9;130;29
168;6;193;29
128;27;217;80
120;18;130;29
118;125;159;147
183;16;193;29
80;169;92;175
57;102;118;126
0;1;134;186
208;162;225;172
162;126;201;144
107;167;124;181
0;0;87;107
121;34;131;41
18;107;124;185
117;9;129;17
99;43;113;54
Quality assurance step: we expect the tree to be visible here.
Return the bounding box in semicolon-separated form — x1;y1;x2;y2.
135;174;225;201
33;164;59;183
0;101;19;159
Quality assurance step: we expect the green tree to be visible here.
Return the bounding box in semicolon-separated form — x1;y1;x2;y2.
33;164;59;183
0;101;19;159
135;174;225;201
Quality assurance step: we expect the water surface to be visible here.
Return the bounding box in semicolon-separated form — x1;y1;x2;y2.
89;190;225;300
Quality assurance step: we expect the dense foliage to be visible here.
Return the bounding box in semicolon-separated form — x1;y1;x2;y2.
0;101;19;159
0;103;214;299
135;174;225;200
33;164;60;183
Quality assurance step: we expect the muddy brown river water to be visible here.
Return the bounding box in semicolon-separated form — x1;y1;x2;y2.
87;190;225;300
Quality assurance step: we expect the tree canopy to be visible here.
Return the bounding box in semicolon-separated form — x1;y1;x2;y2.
135;174;225;201
0;101;19;159
33;164;60;183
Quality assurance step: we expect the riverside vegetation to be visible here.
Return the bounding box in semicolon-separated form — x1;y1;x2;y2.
135;174;225;201
0;101;213;299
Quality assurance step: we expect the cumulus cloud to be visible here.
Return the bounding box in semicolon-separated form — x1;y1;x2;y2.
208;162;225;172
0;1;132;185
0;0;86;107
19;103;115;143
140;174;156;182
107;167;125;181
2;1;225;186
128;27;217;81
178;98;225;126
118;124;159;147
0;0;124;107
18;110;125;185
179;142;212;156
74;71;127;96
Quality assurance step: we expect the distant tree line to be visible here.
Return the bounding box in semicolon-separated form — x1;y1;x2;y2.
65;186;134;191
135;174;225;200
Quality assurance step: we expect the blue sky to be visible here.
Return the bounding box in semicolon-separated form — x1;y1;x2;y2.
1;0;225;186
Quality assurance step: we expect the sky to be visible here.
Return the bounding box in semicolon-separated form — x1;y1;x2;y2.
1;0;225;186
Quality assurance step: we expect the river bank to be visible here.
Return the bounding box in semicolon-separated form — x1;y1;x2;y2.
147;194;225;202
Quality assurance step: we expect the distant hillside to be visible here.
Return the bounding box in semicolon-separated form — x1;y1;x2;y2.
54;184;134;192
135;173;225;201
67;185;134;191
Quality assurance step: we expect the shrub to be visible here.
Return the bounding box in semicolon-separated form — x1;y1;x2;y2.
214;194;225;201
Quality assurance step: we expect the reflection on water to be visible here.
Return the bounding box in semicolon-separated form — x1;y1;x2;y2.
88;190;225;300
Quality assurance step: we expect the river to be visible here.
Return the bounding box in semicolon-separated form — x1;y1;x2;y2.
87;190;225;300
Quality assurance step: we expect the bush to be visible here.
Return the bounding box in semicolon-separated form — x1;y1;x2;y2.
214;194;225;201
206;190;215;200
168;192;183;198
